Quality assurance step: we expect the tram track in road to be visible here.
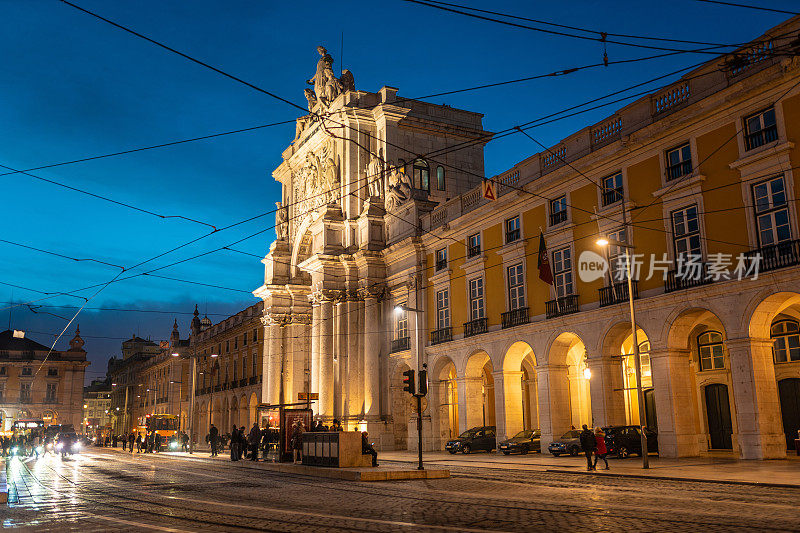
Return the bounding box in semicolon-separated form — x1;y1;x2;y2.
70;449;800;532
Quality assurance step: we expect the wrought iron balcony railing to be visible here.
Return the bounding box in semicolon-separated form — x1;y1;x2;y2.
744;239;800;273
464;317;488;338
545;294;580;318
599;280;639;307
390;337;410;354
430;327;452;346
501;307;530;329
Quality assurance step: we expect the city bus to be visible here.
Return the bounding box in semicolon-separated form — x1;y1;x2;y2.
145;414;180;450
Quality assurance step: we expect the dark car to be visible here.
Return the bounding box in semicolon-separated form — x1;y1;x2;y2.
499;429;541;455
54;432;82;456
547;430;582;456
601;426;658;458
445;426;496;454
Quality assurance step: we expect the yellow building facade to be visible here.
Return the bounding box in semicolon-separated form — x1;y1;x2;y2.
416;18;800;459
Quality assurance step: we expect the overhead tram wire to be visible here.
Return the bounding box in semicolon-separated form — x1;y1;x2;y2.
416;0;759;47
0;302;233;317
401;0;771;55
693;0;800;16
0;239;125;271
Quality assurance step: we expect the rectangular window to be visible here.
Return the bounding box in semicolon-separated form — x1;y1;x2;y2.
253;328;258;342
607;227;629;282
0;383;4;402
469;278;485;320
45;383;57;403
435;248;448;271
671;205;702;260
47;367;58;377
436;289;450;329
507;263;525;310
225;340;230;353
252;351;257;377
744;107;778;150
396;308;409;339
242;355;248;379
506;216;521;243
234;337;238;350
602;172;624;206
753;176;791;246
552;247;573;298
0;366;6;375
467;233;481;258
20;383;31;403
233;360;238;381
550;196;567;226
243;332;248;346
21;367;32;376
666;143;692;181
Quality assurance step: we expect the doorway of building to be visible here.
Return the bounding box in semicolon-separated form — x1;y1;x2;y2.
705;384;733;450
643;388;658;432
778;378;800;450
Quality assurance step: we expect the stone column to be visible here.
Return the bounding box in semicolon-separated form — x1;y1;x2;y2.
318;298;335;419
266;321;283;406
726;337;785;459
347;297;363;421
649;348;698;457
536;364;571;451
456;376;485;430
260;317;271;407
492;370;524;442
363;295;381;420
588;357;626;428
310;302;321;415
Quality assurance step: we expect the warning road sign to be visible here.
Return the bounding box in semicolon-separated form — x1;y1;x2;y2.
482;180;496;201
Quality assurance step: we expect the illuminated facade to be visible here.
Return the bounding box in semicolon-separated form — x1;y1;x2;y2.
255;18;800;457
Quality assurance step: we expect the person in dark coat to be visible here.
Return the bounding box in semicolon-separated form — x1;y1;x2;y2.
248;423;261;461
331;419;343;431
230;425;239;461
290;421;304;463
136;433;143;453
579;424;597;471
239;427;246;460
128;433;135;453
209;424;219;457
361;431;378;467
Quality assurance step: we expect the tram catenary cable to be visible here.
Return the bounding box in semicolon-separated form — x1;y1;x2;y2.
693;0;800;16
402;0;785;55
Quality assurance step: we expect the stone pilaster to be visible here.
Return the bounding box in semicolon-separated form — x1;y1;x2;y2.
648;349;699;457
492;370;524;442
536;364;571;451
318;297;335;419
587;356;626;428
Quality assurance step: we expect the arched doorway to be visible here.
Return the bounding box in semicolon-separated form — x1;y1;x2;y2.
704;383;733;450
500;341;538;441
463;351;494;431
431;356;458;449
778;378;800;450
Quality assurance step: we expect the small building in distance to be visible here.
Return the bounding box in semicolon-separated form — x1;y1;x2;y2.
83;377;112;440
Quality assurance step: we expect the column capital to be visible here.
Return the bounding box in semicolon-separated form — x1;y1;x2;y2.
309;289;340;305
357;283;387;301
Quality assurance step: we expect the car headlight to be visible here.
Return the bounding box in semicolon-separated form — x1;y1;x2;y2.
36;446;44;454
73;442;81;450
55;443;63;450
47;443;53;450
169;441;178;449
11;447;18;455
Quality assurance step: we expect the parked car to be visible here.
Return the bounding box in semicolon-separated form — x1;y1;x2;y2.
547;430;582;456
602;425;659;458
499;429;541;455
445;426;496;454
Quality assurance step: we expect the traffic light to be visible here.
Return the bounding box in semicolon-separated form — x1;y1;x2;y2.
418;368;428;396
402;369;415;394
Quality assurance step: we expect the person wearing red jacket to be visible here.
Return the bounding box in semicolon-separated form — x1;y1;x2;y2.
593;428;609;470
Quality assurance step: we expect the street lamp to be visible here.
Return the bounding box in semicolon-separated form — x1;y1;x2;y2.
394;303;425;470
596;234;649;469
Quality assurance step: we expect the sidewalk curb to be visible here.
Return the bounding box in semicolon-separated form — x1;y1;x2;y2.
543;468;800;489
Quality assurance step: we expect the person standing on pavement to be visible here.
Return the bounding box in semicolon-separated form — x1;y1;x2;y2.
579;424;597;471
209;424;219;457
128;433;134;453
136;433;142;453
593;428;609;470
230;425;240;461
248;423;261;462
290;421;304;463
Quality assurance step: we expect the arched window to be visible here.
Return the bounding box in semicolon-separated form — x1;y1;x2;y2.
414;159;430;192
772;319;800;363
697;330;725;370
436;166;445;191
639;341;652;387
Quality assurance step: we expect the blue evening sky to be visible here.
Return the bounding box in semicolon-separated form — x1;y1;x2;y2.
0;0;792;380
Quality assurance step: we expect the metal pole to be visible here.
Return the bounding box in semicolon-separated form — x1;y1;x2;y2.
622;200;649;469
416;394;423;470
189;353;196;454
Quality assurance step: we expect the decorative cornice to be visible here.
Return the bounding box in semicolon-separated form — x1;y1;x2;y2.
357;284;387;301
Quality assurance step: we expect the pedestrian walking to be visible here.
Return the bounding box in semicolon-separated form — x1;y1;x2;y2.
112;434;118;448
593;428;609;470
136;433;142;453
209;424;219;457
239;427;246;460
122;435;126;451
248;422;261;462
579;424;597;471
230;425;240;461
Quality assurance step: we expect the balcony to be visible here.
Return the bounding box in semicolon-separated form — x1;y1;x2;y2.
506;229;520;243
430;327;452;346
464;317;488;338
435;259;448;271
745;125;778;151
602;188;624;206
501;307;530;329
664;264;714;293
744;239;800;273
213;385;221;393
239;378;248;388
467;244;481;258
599;280;639;307
546;295;580;318
249;376;259;386
549;210;567;226
390;337;410;354
666;160;693;181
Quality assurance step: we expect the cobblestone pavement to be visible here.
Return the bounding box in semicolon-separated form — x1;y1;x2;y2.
4;449;800;532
